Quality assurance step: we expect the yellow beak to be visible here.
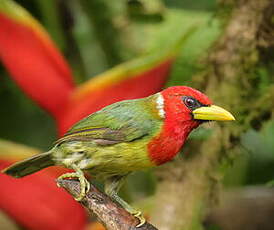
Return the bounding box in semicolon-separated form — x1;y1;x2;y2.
192;105;235;121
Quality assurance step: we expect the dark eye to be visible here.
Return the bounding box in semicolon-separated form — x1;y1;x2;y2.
182;96;200;110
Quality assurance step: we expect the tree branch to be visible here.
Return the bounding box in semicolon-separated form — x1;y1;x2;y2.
57;179;157;230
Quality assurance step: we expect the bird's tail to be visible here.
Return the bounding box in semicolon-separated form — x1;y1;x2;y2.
2;151;54;178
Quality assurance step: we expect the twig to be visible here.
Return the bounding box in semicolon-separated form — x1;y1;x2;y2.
57;179;157;230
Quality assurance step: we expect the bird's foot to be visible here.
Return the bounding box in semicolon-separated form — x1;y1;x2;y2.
131;210;146;227
104;177;146;227
57;172;90;201
123;205;146;227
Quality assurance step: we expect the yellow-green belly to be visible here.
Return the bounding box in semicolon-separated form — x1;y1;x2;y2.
53;138;155;180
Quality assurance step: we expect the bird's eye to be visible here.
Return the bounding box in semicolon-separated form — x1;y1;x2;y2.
182;96;201;110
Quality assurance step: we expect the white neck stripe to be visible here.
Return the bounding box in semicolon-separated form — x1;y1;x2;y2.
156;93;165;118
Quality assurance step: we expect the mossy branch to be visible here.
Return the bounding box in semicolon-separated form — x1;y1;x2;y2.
57;179;157;230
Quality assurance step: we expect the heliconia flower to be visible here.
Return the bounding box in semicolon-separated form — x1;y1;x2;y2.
0;140;87;230
0;0;75;118
0;0;184;229
0;139;40;162
0;160;87;230
86;222;105;230
0;0;179;135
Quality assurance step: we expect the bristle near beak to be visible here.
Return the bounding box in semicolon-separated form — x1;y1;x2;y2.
192;105;235;121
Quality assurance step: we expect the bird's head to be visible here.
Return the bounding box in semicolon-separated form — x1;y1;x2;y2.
147;86;235;165
158;86;235;128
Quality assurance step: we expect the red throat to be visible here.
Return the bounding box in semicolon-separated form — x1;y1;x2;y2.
148;119;199;165
147;87;210;165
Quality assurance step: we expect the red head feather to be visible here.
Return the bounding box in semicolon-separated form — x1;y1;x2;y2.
148;86;212;165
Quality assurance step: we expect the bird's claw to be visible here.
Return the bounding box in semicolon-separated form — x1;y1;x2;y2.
131;210;146;227
57;171;90;201
75;176;90;201
104;179;146;227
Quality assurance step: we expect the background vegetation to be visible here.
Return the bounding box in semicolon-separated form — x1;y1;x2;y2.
0;0;273;230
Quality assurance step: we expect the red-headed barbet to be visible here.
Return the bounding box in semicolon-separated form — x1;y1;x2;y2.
3;86;235;227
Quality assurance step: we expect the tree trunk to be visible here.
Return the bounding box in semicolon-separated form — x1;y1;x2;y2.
150;0;273;229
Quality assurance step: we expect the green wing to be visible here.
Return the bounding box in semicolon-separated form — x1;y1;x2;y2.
56;99;158;145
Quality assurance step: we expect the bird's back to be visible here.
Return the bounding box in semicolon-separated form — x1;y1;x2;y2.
53;96;163;179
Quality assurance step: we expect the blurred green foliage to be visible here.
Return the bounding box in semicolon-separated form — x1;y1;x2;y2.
241;121;274;184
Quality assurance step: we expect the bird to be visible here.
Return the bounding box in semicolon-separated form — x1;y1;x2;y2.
2;86;235;227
